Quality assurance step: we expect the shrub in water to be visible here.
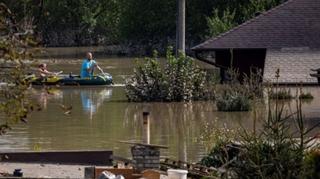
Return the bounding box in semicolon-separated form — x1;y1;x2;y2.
214;68;264;112
216;91;250;112
299;92;314;100
200;87;320;178
125;48;208;102
269;89;293;99
125;55;167;102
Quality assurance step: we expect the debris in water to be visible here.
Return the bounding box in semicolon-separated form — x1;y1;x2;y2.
59;104;72;111
59;104;72;115
64;111;71;115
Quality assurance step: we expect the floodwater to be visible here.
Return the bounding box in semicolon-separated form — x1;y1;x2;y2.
1;55;320;162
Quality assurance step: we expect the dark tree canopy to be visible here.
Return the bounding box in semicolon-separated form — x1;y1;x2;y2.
2;0;285;51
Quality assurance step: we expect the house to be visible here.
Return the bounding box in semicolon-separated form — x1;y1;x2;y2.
192;0;320;84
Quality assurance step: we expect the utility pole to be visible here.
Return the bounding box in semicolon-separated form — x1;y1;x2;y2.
176;0;186;55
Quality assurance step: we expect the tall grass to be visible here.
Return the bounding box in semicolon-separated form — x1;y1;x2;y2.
215;68;263;112
200;70;320;178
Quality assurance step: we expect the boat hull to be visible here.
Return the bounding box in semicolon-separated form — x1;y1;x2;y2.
60;75;113;86
30;74;113;86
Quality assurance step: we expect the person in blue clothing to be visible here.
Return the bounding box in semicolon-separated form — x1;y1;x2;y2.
80;52;104;78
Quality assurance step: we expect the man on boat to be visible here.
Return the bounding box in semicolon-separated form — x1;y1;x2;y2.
80;52;104;78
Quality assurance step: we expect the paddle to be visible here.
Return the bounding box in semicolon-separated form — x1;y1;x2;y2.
54;71;63;76
96;64;107;76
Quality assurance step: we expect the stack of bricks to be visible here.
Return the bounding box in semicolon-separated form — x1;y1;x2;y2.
131;145;160;172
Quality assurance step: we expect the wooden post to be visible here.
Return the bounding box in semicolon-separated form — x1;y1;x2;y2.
176;0;186;55
142;112;150;144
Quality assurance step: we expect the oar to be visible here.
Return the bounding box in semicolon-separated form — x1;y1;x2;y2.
55;71;63;76
96;65;107;76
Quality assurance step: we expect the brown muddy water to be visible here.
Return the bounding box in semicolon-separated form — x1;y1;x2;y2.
1;56;320;162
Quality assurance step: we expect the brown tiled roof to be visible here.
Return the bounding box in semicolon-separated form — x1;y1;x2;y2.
263;49;320;84
192;0;320;51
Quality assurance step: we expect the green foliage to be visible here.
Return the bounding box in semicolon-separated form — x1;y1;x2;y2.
199;78;320;178
214;68;264;112
228;94;311;178
118;0;176;43
207;9;236;37
269;89;293;100
3;0;121;46
299;92;314;100
200;141;239;168
206;0;284;37
125;53;167;102
165;49;208;101
198;119;237;151
0;3;39;134
216;91;250;112
125;47;209;102
303;150;320;179
232;138;303;178
3;0;284;49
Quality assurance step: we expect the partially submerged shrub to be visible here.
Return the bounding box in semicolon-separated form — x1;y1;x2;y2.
269;89;313;100
269;89;293;99
215;68;253;112
243;68;264;99
216;91;250;112
125;54;167;102
125;48;209;102
200;78;320;178
299;92;314;100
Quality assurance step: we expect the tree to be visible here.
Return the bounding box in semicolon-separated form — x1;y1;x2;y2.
0;3;38;134
207;9;236;37
1;0;285;53
206;0;284;37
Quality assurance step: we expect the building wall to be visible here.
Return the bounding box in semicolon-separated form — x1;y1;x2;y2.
263;49;320;84
215;49;266;82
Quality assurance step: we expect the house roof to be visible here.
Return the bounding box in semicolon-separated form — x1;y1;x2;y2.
263;49;320;84
192;0;320;51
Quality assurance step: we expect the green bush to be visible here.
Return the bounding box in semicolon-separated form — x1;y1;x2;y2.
125;48;209;102
216;91;250;112
269;89;293;99
299;92;314;99
0;3;39;134
303;150;320;179
200;83;320;178
214;68;253;112
269;90;314;100
200;141;240;168
125;55;167;102
207;9;236;37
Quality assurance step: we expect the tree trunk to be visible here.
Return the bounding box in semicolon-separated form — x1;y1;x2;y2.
176;0;186;55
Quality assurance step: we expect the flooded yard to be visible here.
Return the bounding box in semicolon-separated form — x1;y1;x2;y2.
0;57;320;162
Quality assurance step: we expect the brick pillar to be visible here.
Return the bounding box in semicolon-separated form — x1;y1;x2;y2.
131;145;160;172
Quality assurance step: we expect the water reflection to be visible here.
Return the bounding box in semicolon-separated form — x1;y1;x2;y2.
122;101;265;161
37;88;63;110
1;83;320;162
80;88;112;119
2;57;320;163
33;87;113;119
